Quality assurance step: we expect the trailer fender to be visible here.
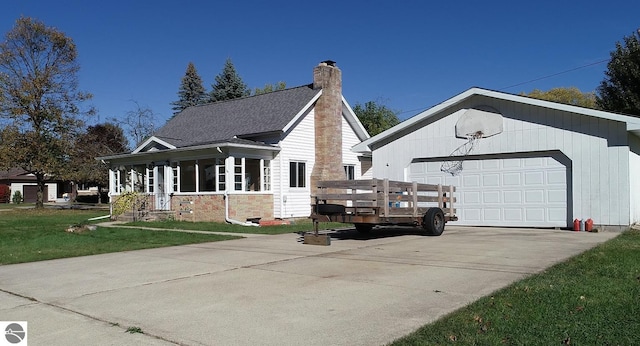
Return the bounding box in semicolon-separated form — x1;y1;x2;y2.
354;223;373;233
316;203;345;216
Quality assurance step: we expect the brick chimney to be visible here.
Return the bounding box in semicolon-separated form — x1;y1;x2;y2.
310;60;345;195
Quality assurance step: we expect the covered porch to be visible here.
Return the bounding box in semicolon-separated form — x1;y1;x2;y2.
99;140;279;223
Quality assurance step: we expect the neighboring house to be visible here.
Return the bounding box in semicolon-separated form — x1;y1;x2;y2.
99;61;370;223
0;168;68;203
354;87;640;231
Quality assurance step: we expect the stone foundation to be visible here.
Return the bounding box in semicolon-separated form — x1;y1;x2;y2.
171;194;273;223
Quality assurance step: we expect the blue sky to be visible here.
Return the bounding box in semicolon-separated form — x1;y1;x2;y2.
2;1;639;128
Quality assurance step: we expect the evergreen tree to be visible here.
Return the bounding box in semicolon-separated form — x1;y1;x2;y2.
596;29;640;116
171;62;206;115
209;58;249;102
253;81;286;95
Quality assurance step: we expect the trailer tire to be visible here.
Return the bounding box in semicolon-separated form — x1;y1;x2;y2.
354;223;373;233
423;208;445;236
316;203;345;215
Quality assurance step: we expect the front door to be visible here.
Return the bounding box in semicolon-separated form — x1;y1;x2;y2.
155;165;171;210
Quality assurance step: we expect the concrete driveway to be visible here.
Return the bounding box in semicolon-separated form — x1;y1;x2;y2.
0;227;617;345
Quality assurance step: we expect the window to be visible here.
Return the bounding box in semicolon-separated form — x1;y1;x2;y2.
234;158;243;191
217;160;226;191
162;157;269;193
198;159;216;192
245;158;260;191
289;161;306;188
112;169;121;194
170;159;225;193
114;166;134;193
133;165;146;192
172;162;178;193
344;165;355;180
263;160;271;191
180;160;196;192
147;166;154;193
119;166;132;192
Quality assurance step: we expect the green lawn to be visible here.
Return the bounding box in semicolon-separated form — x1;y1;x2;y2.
0;203;34;209
124;219;349;235
389;229;640;345
0;209;239;265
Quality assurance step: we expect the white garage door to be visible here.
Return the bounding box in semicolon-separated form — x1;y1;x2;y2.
408;156;567;227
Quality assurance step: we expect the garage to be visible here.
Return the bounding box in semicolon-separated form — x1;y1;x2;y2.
23;185;48;203
354;88;640;230
408;155;568;227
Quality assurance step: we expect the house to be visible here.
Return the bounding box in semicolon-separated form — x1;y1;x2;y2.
353;87;640;231
0;168;68;203
99;61;370;223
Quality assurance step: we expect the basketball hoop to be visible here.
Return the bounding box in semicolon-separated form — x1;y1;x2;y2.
440;131;483;176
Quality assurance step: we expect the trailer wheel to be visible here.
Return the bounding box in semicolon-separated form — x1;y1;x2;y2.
316;203;345;215
423;208;445;236
354;223;373;233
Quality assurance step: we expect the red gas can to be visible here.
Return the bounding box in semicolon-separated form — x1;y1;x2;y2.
586;218;594;232
573;219;580;231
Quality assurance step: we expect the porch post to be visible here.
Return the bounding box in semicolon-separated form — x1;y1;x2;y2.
225;156;234;193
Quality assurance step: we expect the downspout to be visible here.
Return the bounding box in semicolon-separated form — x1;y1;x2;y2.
108;192;113;219
224;190;260;227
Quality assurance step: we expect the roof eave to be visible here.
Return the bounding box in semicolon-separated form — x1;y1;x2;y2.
97;141;281;162
356;87;640;151
282;90;322;133
342;95;370;142
355;88;474;151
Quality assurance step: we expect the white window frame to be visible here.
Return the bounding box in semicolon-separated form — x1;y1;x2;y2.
217;158;226;191
262;160;271;191
344;164;355;180
289;161;306;188
172;162;179;193
146;166;154;193
234;157;244;191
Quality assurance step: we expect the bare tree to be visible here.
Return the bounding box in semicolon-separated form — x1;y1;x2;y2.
111;100;157;149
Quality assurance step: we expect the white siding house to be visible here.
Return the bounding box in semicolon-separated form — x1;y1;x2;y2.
354;88;640;230
272;101;367;219
274;107;317;219
100;62;369;223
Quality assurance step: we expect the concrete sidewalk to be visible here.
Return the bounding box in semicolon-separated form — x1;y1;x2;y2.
0;227;617;345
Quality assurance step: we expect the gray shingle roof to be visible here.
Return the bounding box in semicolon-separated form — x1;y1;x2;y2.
154;84;320;148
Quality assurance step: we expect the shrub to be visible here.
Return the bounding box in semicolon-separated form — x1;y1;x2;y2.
111;191;140;216
0;184;9;203
12;190;23;204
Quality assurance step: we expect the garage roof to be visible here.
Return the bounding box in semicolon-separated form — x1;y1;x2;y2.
354;87;640;152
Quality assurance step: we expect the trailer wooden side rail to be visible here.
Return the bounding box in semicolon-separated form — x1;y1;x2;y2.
310;178;457;236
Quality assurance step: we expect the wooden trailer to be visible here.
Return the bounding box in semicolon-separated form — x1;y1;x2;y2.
310;178;457;237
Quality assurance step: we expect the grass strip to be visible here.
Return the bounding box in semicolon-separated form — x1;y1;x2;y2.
389;229;640;345
123;219;349;235
0;209;239;265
